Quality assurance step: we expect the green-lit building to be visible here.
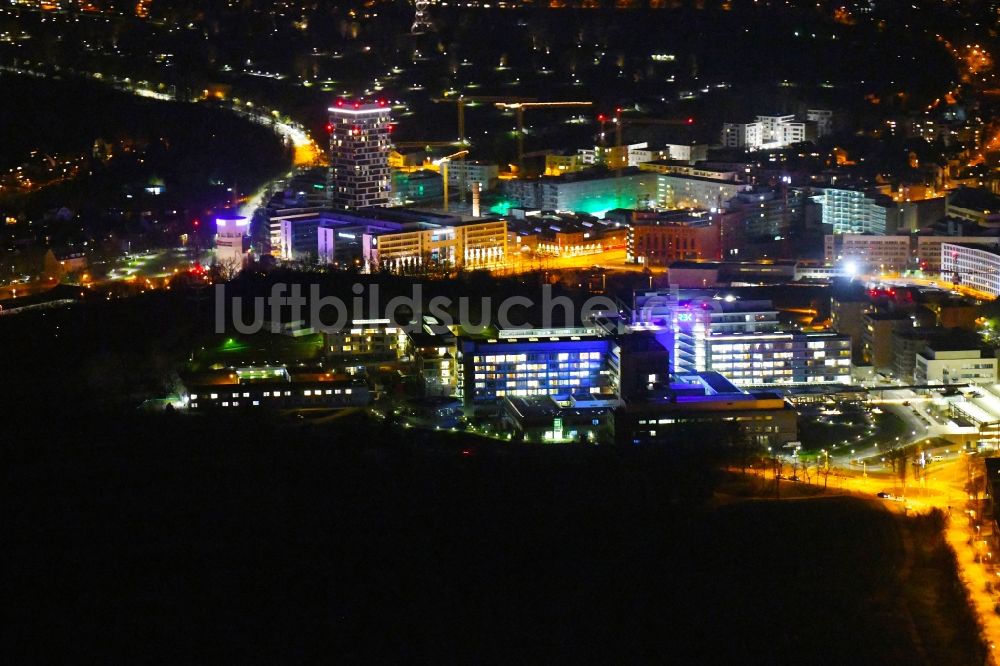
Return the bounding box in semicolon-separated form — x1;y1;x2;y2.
391;169;444;204
501;168;660;216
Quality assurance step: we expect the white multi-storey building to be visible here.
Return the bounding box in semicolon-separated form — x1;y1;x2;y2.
824;234;911;272
722;122;763;150
915;235;1000;274
817;187;898;235
915;345;998;385
940;242;1000;297
328;101;392;210
756;115;797;143
632;290;852;386
215;212;248;271
722;112;827;150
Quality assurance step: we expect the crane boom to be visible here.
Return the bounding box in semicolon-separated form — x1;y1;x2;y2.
432;95;536;145
613;111;696;175
495;101;593;173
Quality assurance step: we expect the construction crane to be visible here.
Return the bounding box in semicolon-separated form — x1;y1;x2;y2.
597;113;610;147
434;149;469;212
432;95;535;145
496;101;593;173
612;109;696;176
393;140;462;149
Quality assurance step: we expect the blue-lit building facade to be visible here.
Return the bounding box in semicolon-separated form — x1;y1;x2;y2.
458;329;614;405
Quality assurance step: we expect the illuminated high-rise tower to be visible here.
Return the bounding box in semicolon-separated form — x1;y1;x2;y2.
327;101;392;210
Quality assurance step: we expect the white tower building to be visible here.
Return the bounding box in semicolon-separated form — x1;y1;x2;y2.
215;212;248;273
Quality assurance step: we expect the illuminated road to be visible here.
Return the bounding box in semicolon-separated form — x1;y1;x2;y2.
787;445;1000;656
865;272;996;301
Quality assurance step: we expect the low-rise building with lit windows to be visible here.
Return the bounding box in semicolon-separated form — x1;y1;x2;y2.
824;234;912;273
186;366;370;410
325;319;405;359
914;341;998;385
406;317;459;398
613;372;798;447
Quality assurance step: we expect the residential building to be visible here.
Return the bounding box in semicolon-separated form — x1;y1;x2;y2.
656;173;750;210
726;187;804;239
892;327;952;381
806;109;833;137
817;187;900;235
42;248;87;279
722;122;763;150
629;143;708;165
721;113;822;150
443;160;499;191
637;161;741;181
328;101;392;209
544;152;587;176
391;169;443;203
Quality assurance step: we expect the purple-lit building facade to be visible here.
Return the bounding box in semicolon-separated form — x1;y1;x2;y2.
632;290;852;386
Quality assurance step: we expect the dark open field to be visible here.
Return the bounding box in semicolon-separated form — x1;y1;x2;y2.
3;409;985;664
